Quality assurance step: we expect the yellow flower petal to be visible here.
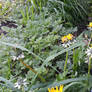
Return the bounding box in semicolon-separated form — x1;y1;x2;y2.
88;22;92;27
48;88;51;92
61;36;68;43
59;85;63;92
51;88;55;92
48;85;64;92
56;86;59;92
67;34;73;40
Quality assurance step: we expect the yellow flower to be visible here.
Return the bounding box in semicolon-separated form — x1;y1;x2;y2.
61;36;68;43
88;22;92;27
66;34;73;40
48;85;63;92
0;3;2;9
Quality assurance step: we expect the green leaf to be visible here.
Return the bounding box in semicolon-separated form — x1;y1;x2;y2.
0;77;21;92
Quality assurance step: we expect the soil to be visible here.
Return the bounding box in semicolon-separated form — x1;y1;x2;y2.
0;18;90;36
0;20;17;35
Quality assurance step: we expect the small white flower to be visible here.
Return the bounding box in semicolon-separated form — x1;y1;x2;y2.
85;47;92;63
12;56;17;61
14;78;28;89
66;42;70;47
22;79;28;86
72;39;76;43
18;53;25;59
12;53;25;61
68;41;72;45
85;47;92;58
14;82;21;89
62;43;68;48
62;39;76;48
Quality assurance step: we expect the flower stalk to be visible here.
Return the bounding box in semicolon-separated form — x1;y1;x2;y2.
19;59;46;82
64;51;68;73
88;56;91;77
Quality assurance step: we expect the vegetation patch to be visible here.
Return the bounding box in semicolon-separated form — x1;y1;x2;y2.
0;0;92;92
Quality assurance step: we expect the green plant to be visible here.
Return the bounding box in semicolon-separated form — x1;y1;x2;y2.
0;0;16;21
45;0;89;25
0;0;91;92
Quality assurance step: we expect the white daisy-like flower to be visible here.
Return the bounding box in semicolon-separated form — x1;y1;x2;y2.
14;78;28;89
62;43;70;48
66;42;71;46
62;43;68;48
22;79;28;86
14;82;21;89
62;36;77;48
12;56;17;61
12;53;25;61
85;47;92;58
18;53;25;59
62;40;76;48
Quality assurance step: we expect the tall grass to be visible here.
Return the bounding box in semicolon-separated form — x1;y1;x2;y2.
18;0;89;25
45;0;89;25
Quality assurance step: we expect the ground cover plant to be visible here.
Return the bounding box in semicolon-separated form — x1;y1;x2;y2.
0;0;92;92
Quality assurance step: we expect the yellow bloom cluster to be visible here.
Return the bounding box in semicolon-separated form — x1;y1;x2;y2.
88;22;92;27
61;34;73;43
48;85;63;92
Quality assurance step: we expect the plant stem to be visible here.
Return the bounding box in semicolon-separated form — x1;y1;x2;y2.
88;56;91;77
19;59;46;83
64;51;68;73
22;86;25;92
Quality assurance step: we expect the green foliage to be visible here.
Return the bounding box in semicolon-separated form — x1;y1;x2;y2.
11;0;89;26
0;0;91;92
44;0;89;25
0;0;16;21
0;15;87;91
88;0;92;17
